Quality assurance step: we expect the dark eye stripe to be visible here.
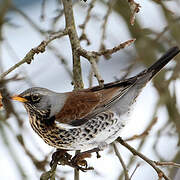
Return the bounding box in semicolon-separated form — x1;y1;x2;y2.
24;95;32;102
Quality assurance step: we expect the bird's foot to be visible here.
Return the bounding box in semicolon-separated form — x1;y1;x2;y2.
50;149;72;167
50;148;101;172
71;148;101;171
50;149;93;172
71;151;91;170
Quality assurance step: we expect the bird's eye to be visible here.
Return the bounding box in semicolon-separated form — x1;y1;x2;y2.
31;94;40;102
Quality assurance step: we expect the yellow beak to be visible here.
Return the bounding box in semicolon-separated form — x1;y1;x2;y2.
11;95;28;103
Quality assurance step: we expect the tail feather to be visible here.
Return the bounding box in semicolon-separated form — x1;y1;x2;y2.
109;46;180;115
147;46;180;79
90;46;180;92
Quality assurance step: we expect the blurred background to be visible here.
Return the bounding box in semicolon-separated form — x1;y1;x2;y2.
0;0;180;179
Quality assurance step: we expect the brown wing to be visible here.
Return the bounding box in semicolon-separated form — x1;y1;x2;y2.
55;91;102;124
55;86;126;126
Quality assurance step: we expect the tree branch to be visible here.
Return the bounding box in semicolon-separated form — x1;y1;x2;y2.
113;143;130;180
0;29;68;79
91;39;135;56
116;137;170;180
79;0;96;45
62;0;83;90
127;0;141;25
154;161;180;168
125;117;157;141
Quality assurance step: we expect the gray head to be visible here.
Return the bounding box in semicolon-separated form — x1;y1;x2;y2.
12;87;67;119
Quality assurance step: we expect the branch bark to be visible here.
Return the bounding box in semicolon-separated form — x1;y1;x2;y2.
113;143;130;180
62;0;83;90
116;137;171;180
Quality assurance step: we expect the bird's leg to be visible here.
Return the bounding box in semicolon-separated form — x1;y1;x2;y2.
50;149;72;167
71;147;101;167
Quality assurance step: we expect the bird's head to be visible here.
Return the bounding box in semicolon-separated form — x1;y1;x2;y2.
11;87;67;119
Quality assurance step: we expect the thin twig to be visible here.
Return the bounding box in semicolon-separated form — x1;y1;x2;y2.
116;137;170;180
119;107;159;179
100;0;116;53
89;57;104;87
129;163;140;180
127;0;141;25
125;117;158;141
154;161;180;168
87;0;116;85
0;29;68;79
78;39;135;85
113;143;130;180
40;161;57;180
79;0;96;45
4;39;34;86
78;39;135;59
12;6;45;34
16;134;48;171
92;39;136;56
40;0;47;20
0;122;27;179
51;0;77;29
11;6;72;79
47;45;73;78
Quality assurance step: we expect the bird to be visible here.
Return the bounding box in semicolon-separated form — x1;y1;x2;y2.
11;47;180;154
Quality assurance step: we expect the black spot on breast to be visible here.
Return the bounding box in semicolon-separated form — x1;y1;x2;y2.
72;130;77;135
94;128;98;134
50;135;57;139
59;135;64;139
64;131;70;136
84;128;90;133
98;115;104;121
105;122;109;126
91;120;95;124
89;134;93;138
72;136;76;140
49;139;56;144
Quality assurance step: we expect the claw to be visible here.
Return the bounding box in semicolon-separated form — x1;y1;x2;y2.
50;149;71;167
71;151;92;171
71;147;102;171
72;152;90;165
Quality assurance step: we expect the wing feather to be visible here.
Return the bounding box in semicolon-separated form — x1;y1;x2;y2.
55;91;102;124
55;82;134;126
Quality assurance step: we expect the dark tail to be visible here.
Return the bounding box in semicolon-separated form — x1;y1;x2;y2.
90;46;180;92
147;46;180;78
